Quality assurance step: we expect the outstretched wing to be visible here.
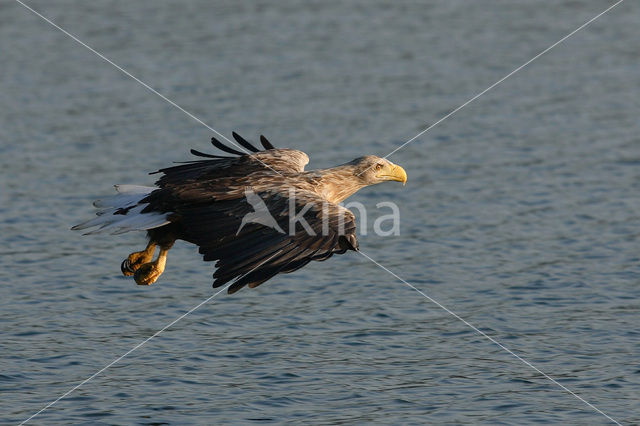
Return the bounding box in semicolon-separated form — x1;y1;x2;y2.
160;188;358;294
152;133;309;187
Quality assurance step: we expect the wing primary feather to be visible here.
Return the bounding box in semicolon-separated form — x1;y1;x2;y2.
260;135;275;150
210;136;246;156
213;240;294;281
232;132;260;152
189;149;231;159
227;246;320;293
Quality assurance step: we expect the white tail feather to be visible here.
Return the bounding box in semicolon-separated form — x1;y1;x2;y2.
93;185;156;208
73;185;171;235
115;184;156;194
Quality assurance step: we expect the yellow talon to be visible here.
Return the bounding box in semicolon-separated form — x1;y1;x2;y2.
134;248;168;285
121;242;156;276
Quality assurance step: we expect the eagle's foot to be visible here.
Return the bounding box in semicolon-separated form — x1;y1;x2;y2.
121;242;156;276
133;247;168;286
133;262;163;285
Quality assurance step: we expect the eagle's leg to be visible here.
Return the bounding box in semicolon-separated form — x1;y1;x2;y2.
121;241;157;276
133;239;175;286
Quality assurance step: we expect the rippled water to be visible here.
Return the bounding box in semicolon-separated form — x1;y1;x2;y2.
1;1;639;424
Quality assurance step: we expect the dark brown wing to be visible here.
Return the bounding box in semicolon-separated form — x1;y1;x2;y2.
151;134;309;187
165;188;358;293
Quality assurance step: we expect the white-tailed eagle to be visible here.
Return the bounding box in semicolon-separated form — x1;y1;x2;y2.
73;133;407;293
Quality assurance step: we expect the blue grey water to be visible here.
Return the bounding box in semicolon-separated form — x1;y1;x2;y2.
1;0;639;424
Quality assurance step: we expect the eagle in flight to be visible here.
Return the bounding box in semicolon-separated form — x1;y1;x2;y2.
72;133;407;294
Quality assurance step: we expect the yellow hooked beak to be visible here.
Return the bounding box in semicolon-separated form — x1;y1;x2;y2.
378;163;408;186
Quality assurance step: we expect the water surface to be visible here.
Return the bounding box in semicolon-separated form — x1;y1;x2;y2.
1;1;639;424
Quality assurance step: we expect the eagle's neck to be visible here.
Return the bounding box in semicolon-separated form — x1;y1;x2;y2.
311;165;367;204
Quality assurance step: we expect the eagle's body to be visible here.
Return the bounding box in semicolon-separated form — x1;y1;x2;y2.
73;133;407;293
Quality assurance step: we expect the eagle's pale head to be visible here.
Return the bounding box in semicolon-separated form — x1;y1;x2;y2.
350;155;408;186
316;155;407;203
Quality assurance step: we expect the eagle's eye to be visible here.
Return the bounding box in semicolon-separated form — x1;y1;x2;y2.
374;163;383;171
